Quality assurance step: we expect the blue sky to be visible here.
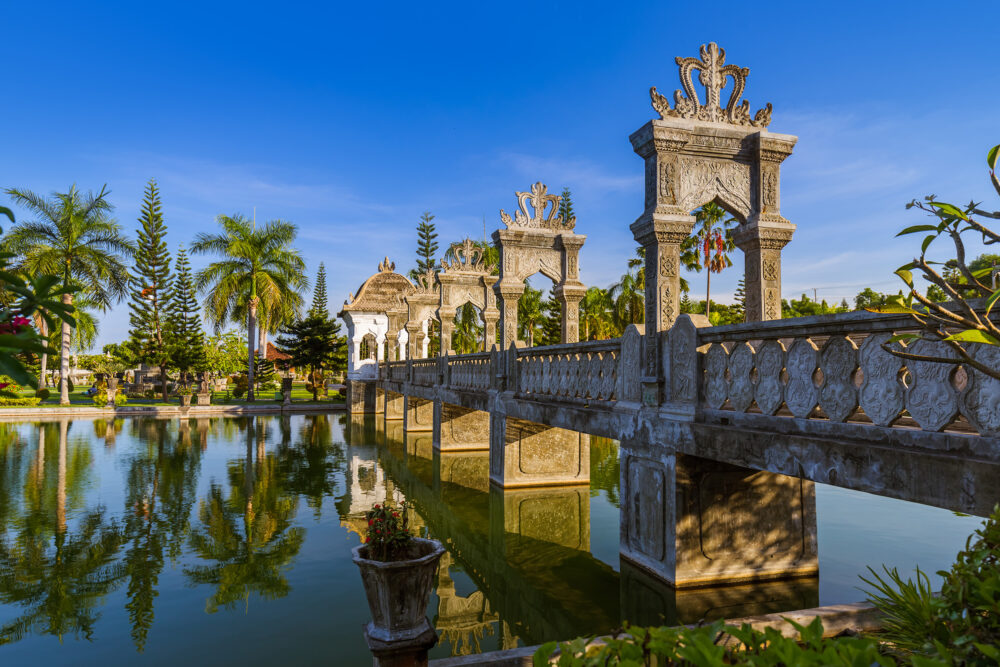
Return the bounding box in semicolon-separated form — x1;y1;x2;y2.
3;1;999;349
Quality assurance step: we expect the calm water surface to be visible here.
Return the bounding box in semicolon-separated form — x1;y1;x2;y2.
0;414;983;665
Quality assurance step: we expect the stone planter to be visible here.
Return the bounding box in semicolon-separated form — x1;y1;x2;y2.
179;394;192;407
352;537;445;643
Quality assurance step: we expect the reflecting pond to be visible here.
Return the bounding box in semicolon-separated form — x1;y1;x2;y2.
0;414;983;664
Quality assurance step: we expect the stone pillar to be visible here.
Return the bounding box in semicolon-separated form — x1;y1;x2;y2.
438;308;455;355
483;275;500;352
735;224;793;322
620;441;818;587
419;321;429;359
405;323;421;360
434;402;490;452
495;284;523;349
404;396;434;433
384;331;399;362
488;416;590;488
554;284;586;344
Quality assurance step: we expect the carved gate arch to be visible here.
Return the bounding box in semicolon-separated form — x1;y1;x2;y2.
492;182;587;347
630;42;797;389
437;239;500;352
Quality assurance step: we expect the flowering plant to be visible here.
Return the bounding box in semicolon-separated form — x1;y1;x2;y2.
363;501;411;561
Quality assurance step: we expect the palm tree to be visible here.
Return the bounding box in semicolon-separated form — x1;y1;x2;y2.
579;286;614;340
451;303;484;353
191;214;307;401
517;284;544;346
610;247;646;329
680;202;738;319
5;186;133;404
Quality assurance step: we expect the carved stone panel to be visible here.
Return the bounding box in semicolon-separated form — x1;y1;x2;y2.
858;334;904;426
676;156;751;219
959;343;1000;437
754;340;785;416
728;342;754;412
669;318;698;403
905;340;958;432
819;336;858;423
703;343;728;409
785;339;819;418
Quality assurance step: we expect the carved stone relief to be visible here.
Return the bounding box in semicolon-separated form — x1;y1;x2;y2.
905;340;959;431
819;336;858;422
659;255;677;278
754;340;785;416
858;334;904;426
675;157;751;218
762;259;778;282
703;344;729;409
785;339;819;418
765;288;779;320
660;285;674;325
762;169;777;208
959;343;1000;437
728;342;754;412
670;320;697;402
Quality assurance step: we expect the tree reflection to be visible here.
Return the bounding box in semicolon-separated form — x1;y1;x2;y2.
122;419;203;651
0;420;125;644
184;417;304;613
275;415;345;517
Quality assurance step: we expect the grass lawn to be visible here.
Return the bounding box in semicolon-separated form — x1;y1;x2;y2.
10;381;344;408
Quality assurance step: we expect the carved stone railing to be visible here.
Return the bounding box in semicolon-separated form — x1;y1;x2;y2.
447;352;491;391
411;359;440;387
696;311;1000;437
387;361;408;383
513;339;621;404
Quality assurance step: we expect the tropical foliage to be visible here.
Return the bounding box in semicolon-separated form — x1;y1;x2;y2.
874;143;1000;380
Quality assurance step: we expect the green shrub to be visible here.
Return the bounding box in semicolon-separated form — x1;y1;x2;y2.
92;381;109;407
863;505;1000;664
114;391;127;407
34;388;50;400
144;389;156;399
533;617;891;666
0;397;41;406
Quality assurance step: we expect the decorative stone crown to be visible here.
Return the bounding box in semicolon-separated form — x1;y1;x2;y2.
441;238;494;274
414;267;437;293
500;182;576;231
650;42;772;128
377;257;396;272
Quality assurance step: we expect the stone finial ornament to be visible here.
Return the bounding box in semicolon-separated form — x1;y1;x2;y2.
378;257;396;273
414;267;437;293
650;42;772;128
500;182;576;230
441;238;494;274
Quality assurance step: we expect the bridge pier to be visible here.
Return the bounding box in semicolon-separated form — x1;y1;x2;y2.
433;450;490;493
403;396;434;433
434;402;490;452
489;485;591;555
346;379;382;414
488;415;590;488
620;443;817;588
384;390;405;420
406;432;434;460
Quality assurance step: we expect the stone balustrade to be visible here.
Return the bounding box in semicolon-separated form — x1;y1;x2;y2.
411;359;440;386
447;352;492;391
696;310;1000;437
513;339;621;404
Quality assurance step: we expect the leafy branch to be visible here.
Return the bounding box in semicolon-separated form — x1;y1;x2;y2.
871;144;1000;380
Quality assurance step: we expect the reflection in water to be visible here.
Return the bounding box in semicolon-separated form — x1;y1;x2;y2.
0;413;983;662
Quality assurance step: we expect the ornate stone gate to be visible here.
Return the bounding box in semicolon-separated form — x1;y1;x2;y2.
630;42;797;398
437;238;500;352
492;182;586;347
404;269;440;359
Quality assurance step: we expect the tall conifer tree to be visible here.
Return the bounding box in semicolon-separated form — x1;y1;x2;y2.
413;212;438;278
128;179;173;400
558;187;575;224
311;262;329;318
166;245;207;376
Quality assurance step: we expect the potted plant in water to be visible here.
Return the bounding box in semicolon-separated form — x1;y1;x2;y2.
352;502;444;660
176;384;193;407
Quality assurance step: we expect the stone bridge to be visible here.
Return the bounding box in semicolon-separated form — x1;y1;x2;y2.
357;309;1000;588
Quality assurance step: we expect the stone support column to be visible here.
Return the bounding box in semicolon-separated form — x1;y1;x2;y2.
419;321;429;359
620;437;818;587
385;390;405;420
433;402;490;452
488;416;590;488
404;396;434;433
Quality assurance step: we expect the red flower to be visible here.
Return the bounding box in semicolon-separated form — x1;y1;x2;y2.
367;519;373;526
392;512;399;518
